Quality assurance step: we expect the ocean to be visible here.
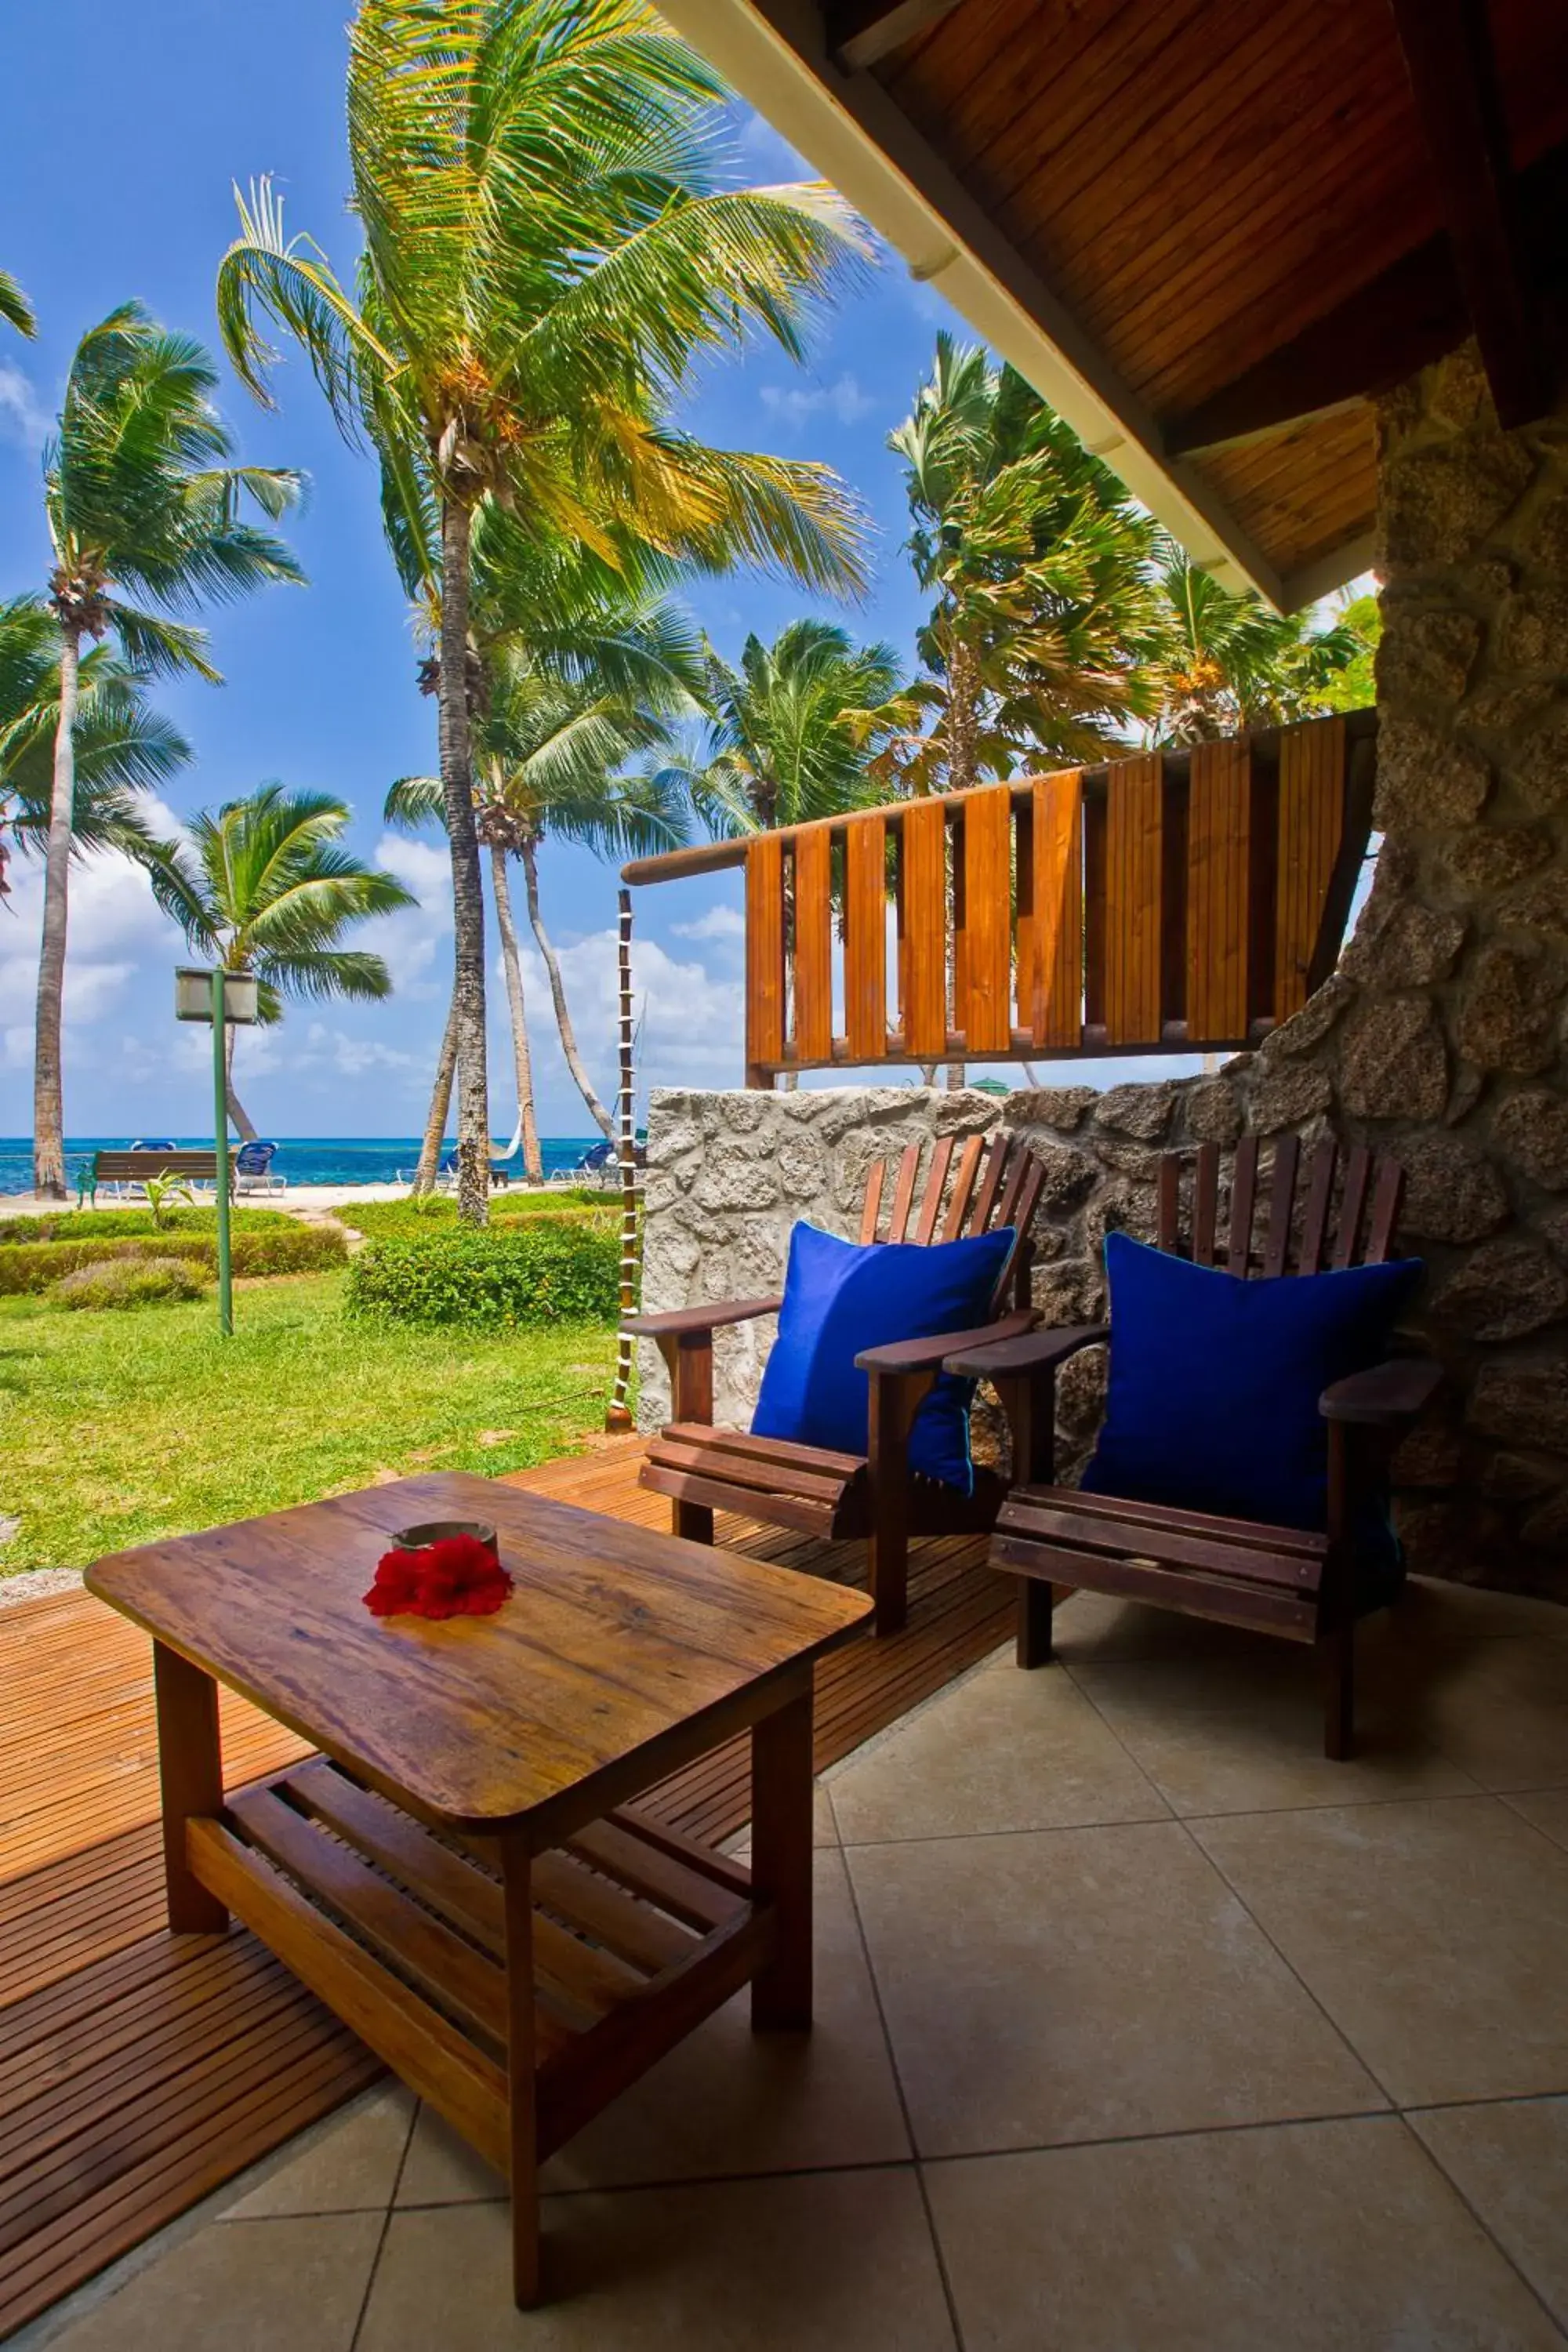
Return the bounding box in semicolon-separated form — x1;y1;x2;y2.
0;1137;601;1195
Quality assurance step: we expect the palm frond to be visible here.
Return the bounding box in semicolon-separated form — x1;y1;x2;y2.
0;268;35;337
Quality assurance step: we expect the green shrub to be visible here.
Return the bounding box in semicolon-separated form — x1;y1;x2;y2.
346;1191;612;1243
344;1218;620;1327
54;1256;209;1311
0;1222;348;1295
0;1204;295;1244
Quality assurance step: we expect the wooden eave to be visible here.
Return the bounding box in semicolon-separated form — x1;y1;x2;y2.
659;0;1568;612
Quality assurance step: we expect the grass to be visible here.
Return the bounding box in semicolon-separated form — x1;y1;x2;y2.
343;1189;615;1241
0;1204;297;1244
0;1271;618;1574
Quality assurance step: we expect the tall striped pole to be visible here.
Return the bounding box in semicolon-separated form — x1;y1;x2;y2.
605;886;638;1433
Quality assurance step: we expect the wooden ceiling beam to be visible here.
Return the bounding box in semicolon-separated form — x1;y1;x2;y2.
1165;140;1568;459
826;0;966;71
1387;0;1551;430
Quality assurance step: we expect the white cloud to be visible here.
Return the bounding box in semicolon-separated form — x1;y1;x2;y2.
670;904;746;943
759;372;877;433
510;927;746;1104
0;361;50;452
366;831;452;1000
0;819;187;1070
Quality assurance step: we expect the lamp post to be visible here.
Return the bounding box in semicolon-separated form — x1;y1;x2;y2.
175;965;259;1335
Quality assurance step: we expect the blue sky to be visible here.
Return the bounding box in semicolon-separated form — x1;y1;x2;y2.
0;0;990;1141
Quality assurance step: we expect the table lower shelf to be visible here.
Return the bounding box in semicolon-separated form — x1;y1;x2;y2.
186;1759;771;2174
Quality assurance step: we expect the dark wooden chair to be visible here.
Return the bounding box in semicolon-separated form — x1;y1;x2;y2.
626;1133;1047;1637
945;1137;1440;1759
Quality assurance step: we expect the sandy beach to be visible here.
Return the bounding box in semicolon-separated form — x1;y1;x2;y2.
0;1179;604;1218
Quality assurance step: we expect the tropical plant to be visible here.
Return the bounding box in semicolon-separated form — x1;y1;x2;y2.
867;335;1163;799
144;784;416;1141
387;607;694;1172
31;304;303;1196
216;0;868;1223
0;270;35;337
0;593;191;903
668;619;902;835
1147;542;1373;743
143;1171;197;1230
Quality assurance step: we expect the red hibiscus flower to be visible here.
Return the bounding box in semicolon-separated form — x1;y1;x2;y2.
363;1533;511;1620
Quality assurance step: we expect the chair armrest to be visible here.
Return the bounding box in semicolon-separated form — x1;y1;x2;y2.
1319;1356;1443;1427
622;1297;782;1339
855;1308;1036;1378
942;1323;1109;1381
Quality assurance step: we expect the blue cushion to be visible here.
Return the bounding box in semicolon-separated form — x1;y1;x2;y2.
751;1221;1015;1495
1083;1233;1423;1563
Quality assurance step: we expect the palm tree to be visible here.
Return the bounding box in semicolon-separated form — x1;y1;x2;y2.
673;619;902;835
0;593;191;905
216;0;869;1224
387;615;693;1174
869;335;1163;797
0;270;35;337
1148;541;1372;743
32;305;303;1195
146;785;416;1141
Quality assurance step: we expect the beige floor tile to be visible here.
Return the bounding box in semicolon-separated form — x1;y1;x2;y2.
398;1853;909;2203
848;1820;1381;2157
221;2085;415;2219
725;1781;837;1860
1401;1637;1568;1793
1508;1788;1568;1850
1410;2096;1568;2331
1042;1589;1289;1666
49;2212;384;2352
360;2169;956;2350
925;2115;1562;2351
1069;1646;1476;1817
1195;1795;1568;2105
1399;1577;1568;1646
828;1655;1167;1842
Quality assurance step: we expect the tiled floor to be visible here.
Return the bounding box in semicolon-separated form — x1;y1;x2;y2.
29;1577;1568;2350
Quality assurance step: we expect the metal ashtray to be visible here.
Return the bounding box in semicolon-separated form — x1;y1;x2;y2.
391;1519;499;1557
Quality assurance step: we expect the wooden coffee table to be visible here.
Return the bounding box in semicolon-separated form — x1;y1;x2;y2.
85;1471;871;2307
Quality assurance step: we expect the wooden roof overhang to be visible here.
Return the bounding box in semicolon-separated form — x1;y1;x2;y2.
656;0;1568;610
624;710;1376;1084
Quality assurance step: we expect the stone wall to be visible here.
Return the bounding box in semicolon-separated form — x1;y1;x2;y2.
639;343;1568;1598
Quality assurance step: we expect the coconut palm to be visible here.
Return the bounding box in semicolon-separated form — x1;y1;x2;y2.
216;0;868;1223
0;271;35;337
0;593;190;903
1148;541;1371;743
31;305;303;1195
869;335;1163;797
670;619;902;836
387;617;694;1173
145;785;416;1141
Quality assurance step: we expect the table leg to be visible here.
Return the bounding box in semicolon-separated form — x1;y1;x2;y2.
152;1641;228;1934
749;1678;814;2032
501;1833;541;2310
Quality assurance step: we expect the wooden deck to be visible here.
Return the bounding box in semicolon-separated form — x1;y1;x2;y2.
0;1436;1011;2337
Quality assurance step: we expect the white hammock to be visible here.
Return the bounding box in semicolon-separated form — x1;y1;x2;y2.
490;1110;524;1163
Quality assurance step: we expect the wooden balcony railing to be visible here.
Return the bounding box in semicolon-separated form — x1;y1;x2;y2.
622;710;1377;1086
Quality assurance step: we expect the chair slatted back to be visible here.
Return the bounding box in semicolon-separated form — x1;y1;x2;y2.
1157;1138;1405;1278
859;1132;1043;1308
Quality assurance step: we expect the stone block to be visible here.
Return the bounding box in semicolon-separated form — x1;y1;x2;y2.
1440;824;1553;891
1088;1138;1165;1182
1528;488;1568;574
1379;435;1533;571
1184;1076;1244;1143
1027;1139;1102;1213
1054;1341;1109;1445
1338;995;1450;1120
1032;1261;1106;1326
1372;717;1490;830
1497;587;1568;674
1429;1240;1568;1341
1521;1487;1568;1551
1004;1086;1098;1132
1501;869;1568;942
1394;1135;1511;1241
1480;1450;1566;1503
1374;607;1483;710
1257;976;1350;1060
1508;702;1568;813
1248;1064;1334;1132
1491;1088;1568;1188
1467;1359;1568;1451
776;1133;827;1200
693;1157;780;1211
1391;1418;1463;1488
1454;943;1565;1073
1340;900;1465;988
1092;1082;1177;1140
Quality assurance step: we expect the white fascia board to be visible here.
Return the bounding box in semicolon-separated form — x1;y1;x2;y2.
660;0;1308;610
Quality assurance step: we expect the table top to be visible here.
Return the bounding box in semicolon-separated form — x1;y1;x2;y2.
86;1472;871;1835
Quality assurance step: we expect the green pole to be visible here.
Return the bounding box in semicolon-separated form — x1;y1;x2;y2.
212;967;233;1336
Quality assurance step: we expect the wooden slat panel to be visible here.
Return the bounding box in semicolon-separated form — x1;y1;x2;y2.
1226;1135;1260;1276
1273;717;1345;1019
791;826;833;1065
1298;1142;1338;1274
1187;737;1251;1041
844;814;887;1062
887;1142;923;1241
1193;1142;1221;1265
1105;753;1165;1045
959;785;1013;1054
940;1134;986;1240
859;1158;886;1243
1263;1136;1301;1279
1334;1145;1373;1269
900;797;949;1060
1157;1156;1181;1252
745;833;786;1076
915;1135;955;1246
1022;770;1083;1047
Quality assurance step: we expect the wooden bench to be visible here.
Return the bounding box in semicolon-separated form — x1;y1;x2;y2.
83;1149;235;1206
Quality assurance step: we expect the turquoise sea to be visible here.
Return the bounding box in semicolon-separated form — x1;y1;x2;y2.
0;1137;601;1195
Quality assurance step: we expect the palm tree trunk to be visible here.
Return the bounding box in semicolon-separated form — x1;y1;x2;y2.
31;625;79;1198
521;835;614;1142
413;987;458;1195
437;494;489;1225
223;1020;260;1142
489;841;544;1185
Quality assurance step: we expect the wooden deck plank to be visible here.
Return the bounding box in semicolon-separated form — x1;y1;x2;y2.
0;1435;1010;2335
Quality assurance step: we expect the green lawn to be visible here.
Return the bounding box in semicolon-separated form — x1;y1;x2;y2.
0;1272;618;1574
